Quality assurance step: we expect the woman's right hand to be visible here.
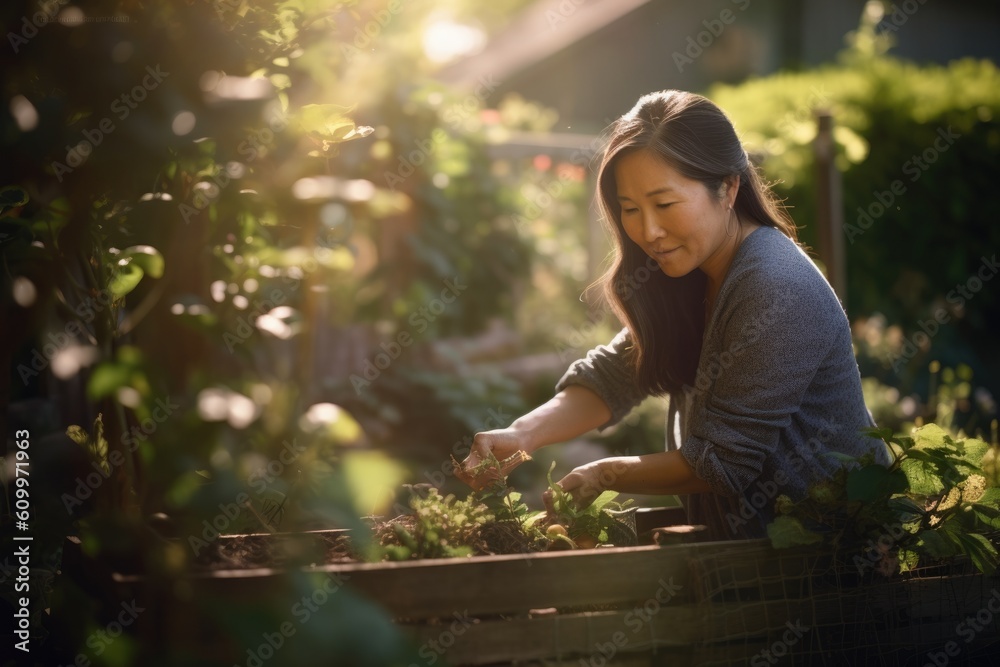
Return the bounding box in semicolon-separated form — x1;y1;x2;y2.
456;428;533;490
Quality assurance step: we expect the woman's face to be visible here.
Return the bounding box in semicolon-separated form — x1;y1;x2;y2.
614;149;735;284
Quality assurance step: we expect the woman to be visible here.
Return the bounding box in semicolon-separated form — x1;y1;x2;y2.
460;90;890;540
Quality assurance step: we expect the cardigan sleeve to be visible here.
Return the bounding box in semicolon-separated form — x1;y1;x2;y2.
554;327;650;432
678;275;839;498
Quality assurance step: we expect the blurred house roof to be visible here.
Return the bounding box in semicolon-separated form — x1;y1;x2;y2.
436;0;1000;131
436;0;653;90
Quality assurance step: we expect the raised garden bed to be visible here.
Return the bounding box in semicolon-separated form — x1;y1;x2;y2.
61;507;1000;666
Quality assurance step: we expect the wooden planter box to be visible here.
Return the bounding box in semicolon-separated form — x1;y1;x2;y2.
61;509;1000;666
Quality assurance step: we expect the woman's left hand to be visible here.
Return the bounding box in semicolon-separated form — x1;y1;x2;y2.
543;460;611;514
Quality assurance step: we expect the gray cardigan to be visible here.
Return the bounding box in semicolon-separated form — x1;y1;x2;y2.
555;226;890;540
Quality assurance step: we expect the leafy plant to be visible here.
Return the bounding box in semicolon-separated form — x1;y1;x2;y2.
767;424;1000;576
376;487;494;561
473;453;536;525
375;451;647;559
545;462;636;547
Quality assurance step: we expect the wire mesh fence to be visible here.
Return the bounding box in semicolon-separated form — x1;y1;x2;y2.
689;542;1000;666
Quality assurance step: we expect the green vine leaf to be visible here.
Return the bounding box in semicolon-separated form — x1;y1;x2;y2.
846;465;907;503
953;532;999;574
120;245;164;279
918;529;958;559
766;515;823;549
108;260;144;299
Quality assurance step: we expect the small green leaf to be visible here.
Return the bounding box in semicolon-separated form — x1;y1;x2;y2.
976;488;1000;508
863;426;895;441
846;465;907;502
898;548;920;573
66;424;89;446
918;529;958;559
887;496;925;518
87;363;134;400
767;515;823;549
108;261;144;299
590;490;620;514
952;532;999;574
120;245;164;279
297;104;358;142
972;507;1000;530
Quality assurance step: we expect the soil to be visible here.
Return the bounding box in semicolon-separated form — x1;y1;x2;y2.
184;507;683;570
371;515;548;558
191;531;356;570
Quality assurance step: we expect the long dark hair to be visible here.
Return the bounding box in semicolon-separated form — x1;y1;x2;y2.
595;90;797;395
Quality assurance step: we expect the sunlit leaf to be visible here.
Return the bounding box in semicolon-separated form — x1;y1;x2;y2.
66;424;89;446
88;363;134;400
297;104;372;144
911;423;950;450
120;245;164;279
108;261;144;299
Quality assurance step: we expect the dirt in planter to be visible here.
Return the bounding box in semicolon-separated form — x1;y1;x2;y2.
478;520;545;556
191;532;356;570
370;515;548;559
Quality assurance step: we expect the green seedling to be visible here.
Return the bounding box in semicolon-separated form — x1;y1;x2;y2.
545;461;635;547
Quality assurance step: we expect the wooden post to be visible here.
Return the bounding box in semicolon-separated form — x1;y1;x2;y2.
814;111;847;309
